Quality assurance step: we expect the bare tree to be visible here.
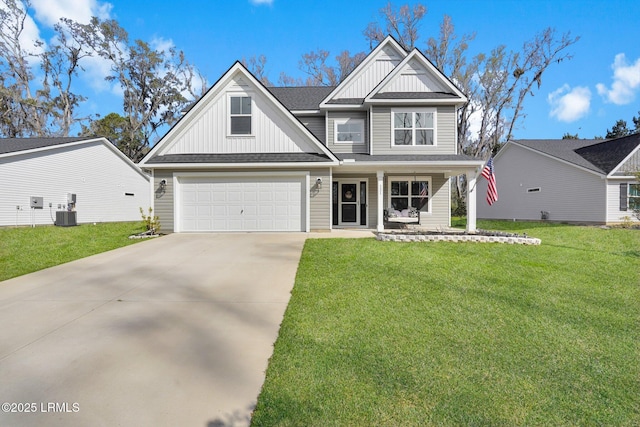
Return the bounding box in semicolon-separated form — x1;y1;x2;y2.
241;54;272;86
276;49;365;87
363;2;427;50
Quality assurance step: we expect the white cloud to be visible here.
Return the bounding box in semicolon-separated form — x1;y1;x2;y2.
596;53;640;105
249;0;273;5
150;37;175;54
548;84;591;122
30;0;112;26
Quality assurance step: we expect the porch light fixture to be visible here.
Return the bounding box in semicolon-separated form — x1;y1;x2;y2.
316;177;323;187
159;179;167;190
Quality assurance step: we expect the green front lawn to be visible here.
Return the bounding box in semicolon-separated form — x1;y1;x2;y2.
252;221;640;426
0;222;145;282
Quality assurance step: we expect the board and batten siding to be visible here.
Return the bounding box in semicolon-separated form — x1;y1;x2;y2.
614;148;640;175
476;144;606;222
299;116;326;144
379;59;450;93
326;111;368;154
160;75;320;156
154;168;331;233
333;45;403;100
383;173;450;228
371;106;457;155
0;142;150;227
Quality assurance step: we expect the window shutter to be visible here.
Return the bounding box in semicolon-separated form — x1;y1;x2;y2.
620;183;628;211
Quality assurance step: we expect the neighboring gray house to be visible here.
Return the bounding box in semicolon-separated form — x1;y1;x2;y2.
476;134;640;224
139;36;484;233
0;137;150;227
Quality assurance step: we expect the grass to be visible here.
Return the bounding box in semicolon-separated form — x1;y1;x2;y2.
252;220;640;426
0;222;145;282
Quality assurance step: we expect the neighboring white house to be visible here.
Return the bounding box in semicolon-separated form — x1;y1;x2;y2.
476;134;640;224
0;137;151;227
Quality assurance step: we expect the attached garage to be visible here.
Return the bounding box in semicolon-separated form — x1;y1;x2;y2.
176;174;307;232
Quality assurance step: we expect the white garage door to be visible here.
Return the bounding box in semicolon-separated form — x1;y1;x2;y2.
179;176;305;232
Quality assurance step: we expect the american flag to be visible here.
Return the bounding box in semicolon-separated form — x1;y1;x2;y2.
419;181;427;201
481;156;498;206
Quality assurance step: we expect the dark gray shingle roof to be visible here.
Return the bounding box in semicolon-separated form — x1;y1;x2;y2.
337;153;480;162
267;86;335;110
325;98;365;105
145;152;333;164
513;134;640;174
371;92;459;100
0;137;90;155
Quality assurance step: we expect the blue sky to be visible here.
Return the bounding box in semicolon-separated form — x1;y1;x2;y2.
21;0;640;141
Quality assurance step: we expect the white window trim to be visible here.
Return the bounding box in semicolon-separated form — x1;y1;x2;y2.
391;108;437;147
334;118;365;144
630;183;640;210
227;93;254;137
387;176;432;214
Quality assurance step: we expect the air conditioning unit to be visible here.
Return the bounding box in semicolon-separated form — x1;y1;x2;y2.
56;211;77;227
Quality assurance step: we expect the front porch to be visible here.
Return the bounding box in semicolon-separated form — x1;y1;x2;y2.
330;168;480;233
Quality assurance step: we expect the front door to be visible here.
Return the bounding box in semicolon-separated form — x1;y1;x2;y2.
335;180;367;227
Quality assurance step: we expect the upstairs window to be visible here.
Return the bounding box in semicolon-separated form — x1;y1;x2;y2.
392;109;435;146
335;118;364;144
230;96;252;135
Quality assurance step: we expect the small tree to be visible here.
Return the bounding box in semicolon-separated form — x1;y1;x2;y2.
140;207;160;234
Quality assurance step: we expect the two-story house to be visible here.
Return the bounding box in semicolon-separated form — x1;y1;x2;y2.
139;36;484;233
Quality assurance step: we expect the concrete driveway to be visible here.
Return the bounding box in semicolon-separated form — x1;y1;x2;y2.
0;233;308;427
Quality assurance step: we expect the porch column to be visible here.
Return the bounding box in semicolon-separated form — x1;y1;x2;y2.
466;171;477;232
377;170;384;232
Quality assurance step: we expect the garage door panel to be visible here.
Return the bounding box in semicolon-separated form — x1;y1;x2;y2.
180;176;304;232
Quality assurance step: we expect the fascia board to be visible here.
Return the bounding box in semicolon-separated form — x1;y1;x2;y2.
365;98;467;105
290;110;323;115
321;104;367;110
319;36;407;108
337;160;484;167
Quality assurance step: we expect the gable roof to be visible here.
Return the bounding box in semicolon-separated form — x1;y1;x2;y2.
364;48;467;104
0;136;149;179
319;35;407;108
0;137;88;155
140;62;339;166
510;134;640;176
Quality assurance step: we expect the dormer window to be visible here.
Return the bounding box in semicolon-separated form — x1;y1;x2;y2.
335;118;364;144
392;108;435;146
230;96;252;135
